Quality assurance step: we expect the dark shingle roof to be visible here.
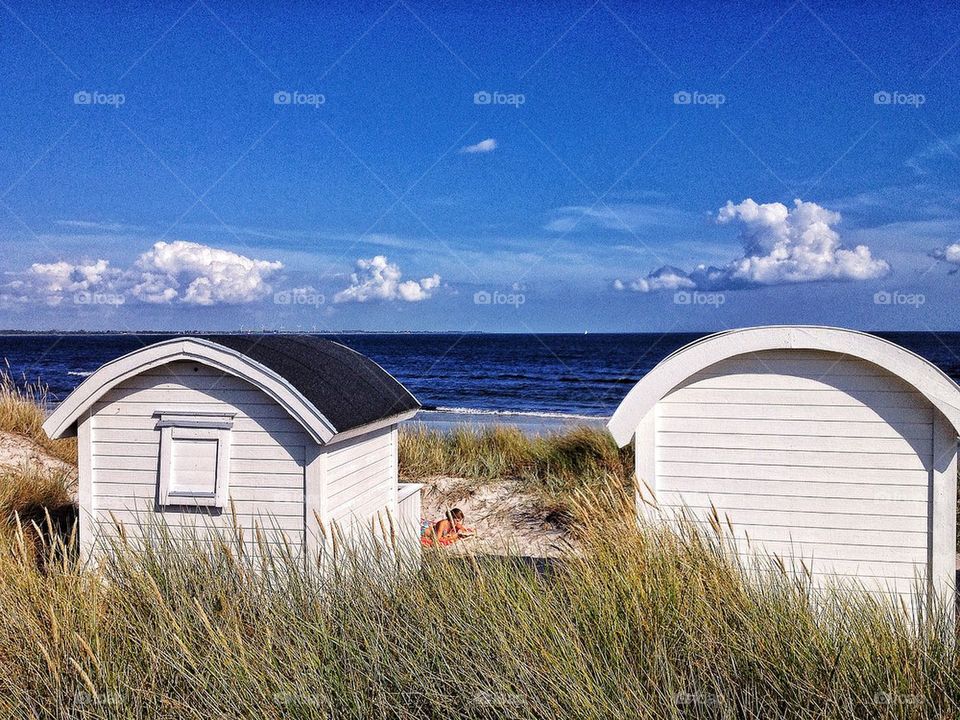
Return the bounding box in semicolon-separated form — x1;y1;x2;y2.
199;335;420;434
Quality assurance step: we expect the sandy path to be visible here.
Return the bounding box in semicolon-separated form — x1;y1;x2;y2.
419;477;575;558
0;431;75;478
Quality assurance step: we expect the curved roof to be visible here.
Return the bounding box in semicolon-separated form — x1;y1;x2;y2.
43;335;420;443
607;325;960;447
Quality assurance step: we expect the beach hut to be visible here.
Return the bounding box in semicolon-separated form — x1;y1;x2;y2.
42;335;423;561
608;326;960;604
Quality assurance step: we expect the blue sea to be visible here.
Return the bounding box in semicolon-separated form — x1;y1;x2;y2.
3;332;960;432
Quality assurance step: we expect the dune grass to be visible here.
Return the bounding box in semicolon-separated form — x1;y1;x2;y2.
0;370;76;466
0;371;79;560
399;424;633;522
0;463;75;522
0;463;77;560
0;505;953;719
0;388;954;715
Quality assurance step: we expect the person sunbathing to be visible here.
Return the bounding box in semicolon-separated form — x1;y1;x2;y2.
420;508;475;547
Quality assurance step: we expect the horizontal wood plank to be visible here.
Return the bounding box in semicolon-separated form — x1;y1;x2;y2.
656;491;927;518
658;402;932;424
657;431;924;455
656;446;927;471
658;476;928;503
655;461;927;485
679;370;918;394
96;483;303;504
657;416;932;440
92;441;305;463
93;468;304;487
683;519;926;549
662;387;926;409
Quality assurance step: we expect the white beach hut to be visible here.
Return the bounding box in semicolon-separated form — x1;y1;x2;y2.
42;335;423;561
608;326;960;604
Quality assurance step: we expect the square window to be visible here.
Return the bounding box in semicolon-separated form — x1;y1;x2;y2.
156;413;233;508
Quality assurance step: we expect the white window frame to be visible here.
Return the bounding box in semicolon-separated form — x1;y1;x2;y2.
155;412;234;508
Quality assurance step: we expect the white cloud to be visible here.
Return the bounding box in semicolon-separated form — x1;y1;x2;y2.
398;273;440;301
932;242;960;266
1;241;284;308
132;241;283;305
718;199;889;284
31;259;113;292
624;199;889;292
618;266;696;292
4;259;119;306
460;138;497;154
334;255;441;303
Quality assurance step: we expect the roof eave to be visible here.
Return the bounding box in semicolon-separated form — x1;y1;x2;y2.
323;408;420;446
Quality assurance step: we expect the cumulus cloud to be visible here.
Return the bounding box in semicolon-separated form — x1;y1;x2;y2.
460;138;497;154
617;199;889;292
931;242;960;267
618;266;697;293
131;241;283;305
334;255;441;303
1;241;283;308
2;259;120;306
30;260;114;294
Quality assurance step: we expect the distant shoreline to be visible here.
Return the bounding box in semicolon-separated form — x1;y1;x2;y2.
408;409;608;435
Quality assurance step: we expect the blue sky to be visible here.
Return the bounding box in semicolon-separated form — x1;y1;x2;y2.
1;0;958;332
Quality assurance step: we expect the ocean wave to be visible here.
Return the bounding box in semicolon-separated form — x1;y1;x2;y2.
425;406;608;421
67;371;93;377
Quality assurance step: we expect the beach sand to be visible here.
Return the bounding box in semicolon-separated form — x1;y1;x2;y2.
0;431;75;478
419;476;575;558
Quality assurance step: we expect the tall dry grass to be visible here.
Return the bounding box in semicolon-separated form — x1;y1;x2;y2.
399;425;633;522
0;370;77;466
0;371;78;561
0;508;952;719
0;390;953;716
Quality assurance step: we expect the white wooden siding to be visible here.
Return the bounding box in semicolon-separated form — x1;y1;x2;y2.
396;483;423;554
88;361;310;552
652;349;936;599
324;426;398;539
